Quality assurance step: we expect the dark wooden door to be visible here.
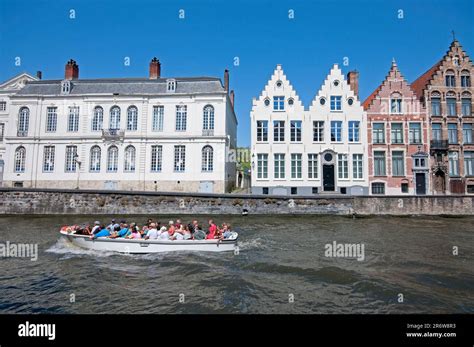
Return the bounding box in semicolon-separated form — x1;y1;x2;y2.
323;165;335;191
415;173;426;195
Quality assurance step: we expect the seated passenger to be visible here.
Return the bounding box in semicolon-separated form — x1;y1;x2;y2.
184;225;193;240
168;221;176;237
159;226;170;240
91;221;101;235
222;224;232;239
193;229;206;240
92;225;110;239
127;228;142;239
145;223;159;240
171;225;186;240
206;219;217;239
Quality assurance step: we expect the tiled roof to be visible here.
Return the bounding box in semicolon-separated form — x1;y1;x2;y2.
411;60;443;100
15;77;225;96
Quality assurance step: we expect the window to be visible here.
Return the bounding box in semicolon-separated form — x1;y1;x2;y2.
176;105;187;131
448;123;458;144
14;146;26;172
414;157;427;168
391;98;402;113
461;72;471;87
290;121;302;142
313;121;324;142
338;154;348;179
320;98;326;106
273;96;285;111
167;79;176;92
61;80;71;94
462;98;472;116
0;123;4;142
127;106;138;131
401;183;409;193
89;146;101;172
330;121;342;142
124;145;136;172
352;154;363;179
374;151;386;176
445;72;456;87
257;154;268;179
274;154;285;179
262;187;269;195
348;98;354;106
201;146;213;172
391;123;403;144
464;151;474;176
288;98;294;106
291;154;302;179
392;151;405;176
448;151;459;176
46;107;57;132
432;123;442;140
291;187;298;195
203;105;215;131
312;187;318;194
308;154;318;179
43;146;55;172
174;145;186;172
92;107;103;131
0;101;6;111
65;146;77;172
372;182;385;195
273;121;285;142
463;123;473;144
330;96;342;111
409;123;422;144
468;185;474;194
107;146;119;172
151;145;163;172
18;107;29;135
256;120;268;142
431;97;441;116
348;121;360;142
110;106;121;130
264;98;270;107
447;98;456;116
67;107;80;132
372;123;385;144
152;106;164;132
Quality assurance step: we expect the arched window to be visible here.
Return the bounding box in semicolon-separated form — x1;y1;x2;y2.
203;105;215;131
201;145;213;172
461;70;471;88
90;146;101;172
107;146;119;172
390;92;402;113
110;106;121;130
127;106;138;131
445;69;456;87
18;107;29;135
124;145;136;172
92;107;103;131
14;146;26;172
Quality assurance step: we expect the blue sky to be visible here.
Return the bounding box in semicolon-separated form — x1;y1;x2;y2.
0;0;473;146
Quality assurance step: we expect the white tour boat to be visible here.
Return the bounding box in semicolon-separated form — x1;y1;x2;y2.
59;228;238;254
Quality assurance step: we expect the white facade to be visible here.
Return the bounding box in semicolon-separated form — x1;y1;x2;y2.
251;64;368;195
0;73;38;186
3;71;237;193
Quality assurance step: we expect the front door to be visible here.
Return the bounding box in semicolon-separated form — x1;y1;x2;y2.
415;173;426;195
323;165;335;191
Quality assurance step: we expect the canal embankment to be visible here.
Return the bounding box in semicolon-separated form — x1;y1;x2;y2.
0;188;473;216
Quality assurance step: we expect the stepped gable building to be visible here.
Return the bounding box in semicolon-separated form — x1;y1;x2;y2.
412;39;474;194
2;58;237;193
363;60;429;195
251;64;368;195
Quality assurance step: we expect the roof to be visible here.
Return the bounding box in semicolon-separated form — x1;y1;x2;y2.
14;77;225;96
362;84;382;110
411;60;443;100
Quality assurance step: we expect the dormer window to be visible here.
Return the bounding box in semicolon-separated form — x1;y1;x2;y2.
167;79;176;93
61;80;71;95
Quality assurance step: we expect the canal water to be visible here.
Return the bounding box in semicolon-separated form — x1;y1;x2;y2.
0;215;472;314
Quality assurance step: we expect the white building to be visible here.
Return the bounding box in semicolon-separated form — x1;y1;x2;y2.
0;72;38;186
251;64;368;195
3;59;237;193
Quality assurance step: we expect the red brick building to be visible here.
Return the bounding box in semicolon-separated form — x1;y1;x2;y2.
412;40;474;194
364;60;429;195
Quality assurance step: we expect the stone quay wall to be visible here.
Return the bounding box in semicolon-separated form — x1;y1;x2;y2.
0;188;473;216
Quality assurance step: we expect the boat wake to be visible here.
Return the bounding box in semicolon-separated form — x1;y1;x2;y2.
45;238;115;259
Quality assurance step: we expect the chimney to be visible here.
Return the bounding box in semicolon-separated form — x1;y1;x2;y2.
347;70;359;97
65;59;79;80
224;69;229;93
149;57;161;79
230;90;235;108
36;71;42;80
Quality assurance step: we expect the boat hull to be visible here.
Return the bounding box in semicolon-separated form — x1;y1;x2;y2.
59;230;238;253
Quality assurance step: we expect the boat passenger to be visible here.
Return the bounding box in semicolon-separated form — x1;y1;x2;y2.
222;224;232;239
106;219;116;231
110;224;130;238
171;224;185;240
145;223;160;240
174;219;182;229
193;229;206;240
168;221;176;237
91;221;101;235
92;225;110;239
159;226;170;240
183;225;192;240
207;220;217;239
127;228;142;239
